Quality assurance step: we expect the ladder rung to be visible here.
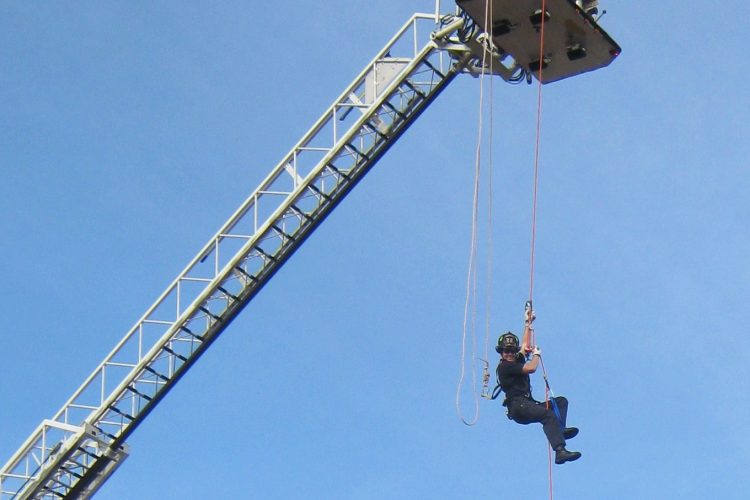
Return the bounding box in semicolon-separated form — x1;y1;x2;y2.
162;345;188;363
289;204;313;221
108;405;134;421
254;246;278;262
422;58;445;78
180;325;205;341
42;483;67;497
59;464;84;480
383;100;408;121
326;163;352;181
364;122;389;140
272;224;295;242
344;142;370;162
233;265;259;282
126;385;153;402
402;79;426;99
307;183;333;202
74;446;99;461
217;286;239;302
143;365;170;382
199;306;222;321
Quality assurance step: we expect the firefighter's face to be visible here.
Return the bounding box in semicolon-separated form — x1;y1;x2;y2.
501;348;518;361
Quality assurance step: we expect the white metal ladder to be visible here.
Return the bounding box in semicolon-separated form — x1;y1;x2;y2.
1;12;500;500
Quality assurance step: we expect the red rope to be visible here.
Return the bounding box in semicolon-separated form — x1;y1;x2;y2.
528;1;553;499
540;354;554;499
528;1;545;307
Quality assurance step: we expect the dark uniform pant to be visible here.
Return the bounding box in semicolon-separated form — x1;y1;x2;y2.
507;396;568;450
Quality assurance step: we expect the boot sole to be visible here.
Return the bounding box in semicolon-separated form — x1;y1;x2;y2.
555;452;582;464
563;428;579;440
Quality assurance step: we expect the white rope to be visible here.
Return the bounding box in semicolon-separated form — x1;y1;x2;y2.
484;2;496;367
456;0;495;426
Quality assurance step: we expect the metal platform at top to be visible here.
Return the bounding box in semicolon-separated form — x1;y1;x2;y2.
456;0;621;83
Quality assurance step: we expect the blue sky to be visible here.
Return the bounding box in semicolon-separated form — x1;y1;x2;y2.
1;1;749;498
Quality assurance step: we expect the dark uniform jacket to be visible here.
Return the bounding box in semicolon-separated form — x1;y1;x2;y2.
497;354;532;403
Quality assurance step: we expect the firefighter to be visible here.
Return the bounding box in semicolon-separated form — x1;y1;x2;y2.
495;332;581;464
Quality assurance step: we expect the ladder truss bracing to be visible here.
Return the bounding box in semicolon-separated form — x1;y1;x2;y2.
1;12;491;500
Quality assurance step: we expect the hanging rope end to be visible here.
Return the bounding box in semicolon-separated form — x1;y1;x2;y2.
479;358;491;398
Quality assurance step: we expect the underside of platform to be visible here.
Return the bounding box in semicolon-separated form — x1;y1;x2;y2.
456;0;621;83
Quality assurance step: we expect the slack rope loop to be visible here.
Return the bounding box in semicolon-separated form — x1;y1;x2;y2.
455;0;495;427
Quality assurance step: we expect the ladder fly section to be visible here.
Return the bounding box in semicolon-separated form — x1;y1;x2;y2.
1;13;491;500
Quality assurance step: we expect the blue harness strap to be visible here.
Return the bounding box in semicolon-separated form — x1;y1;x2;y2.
542;372;565;430
547;393;564;431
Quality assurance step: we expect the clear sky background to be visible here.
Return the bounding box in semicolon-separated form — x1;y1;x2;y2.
1;1;749;499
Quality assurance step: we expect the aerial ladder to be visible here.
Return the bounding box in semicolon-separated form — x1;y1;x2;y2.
0;2;619;498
